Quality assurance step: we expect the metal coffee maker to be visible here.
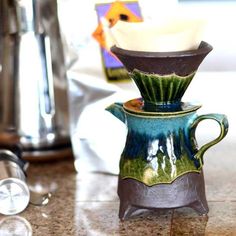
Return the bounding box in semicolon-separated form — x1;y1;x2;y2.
0;0;72;160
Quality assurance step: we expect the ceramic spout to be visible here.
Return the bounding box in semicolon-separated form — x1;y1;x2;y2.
106;103;126;124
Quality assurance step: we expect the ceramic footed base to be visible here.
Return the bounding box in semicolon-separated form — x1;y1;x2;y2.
118;172;208;221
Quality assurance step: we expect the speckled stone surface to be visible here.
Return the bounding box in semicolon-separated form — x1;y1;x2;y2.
0;140;235;235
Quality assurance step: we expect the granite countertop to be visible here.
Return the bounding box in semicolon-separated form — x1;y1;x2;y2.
0;72;236;235
0;140;235;236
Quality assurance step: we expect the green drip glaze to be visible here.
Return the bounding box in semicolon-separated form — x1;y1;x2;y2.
130;69;196;106
120;152;201;187
119;127;203;186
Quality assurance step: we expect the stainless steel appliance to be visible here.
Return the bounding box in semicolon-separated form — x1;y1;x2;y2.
0;0;72;160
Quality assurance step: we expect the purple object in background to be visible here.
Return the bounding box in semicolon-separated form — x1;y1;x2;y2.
95;2;142;69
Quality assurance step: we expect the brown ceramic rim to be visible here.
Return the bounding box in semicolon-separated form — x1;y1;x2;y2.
123;98;202;117
111;41;213;58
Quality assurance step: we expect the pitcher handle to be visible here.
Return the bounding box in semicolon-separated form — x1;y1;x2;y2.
190;114;229;166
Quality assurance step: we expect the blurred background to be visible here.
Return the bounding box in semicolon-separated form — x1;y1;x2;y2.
56;0;236;173
0;0;234;172
58;0;236;73
176;0;236;71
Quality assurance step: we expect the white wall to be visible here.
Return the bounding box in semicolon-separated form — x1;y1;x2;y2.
140;0;236;71
176;1;236;71
59;0;236;72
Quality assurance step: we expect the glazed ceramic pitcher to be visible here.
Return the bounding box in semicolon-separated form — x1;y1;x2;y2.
106;99;228;186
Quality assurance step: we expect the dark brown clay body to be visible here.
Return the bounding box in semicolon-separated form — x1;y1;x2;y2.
118;172;208;220
111;41;213;76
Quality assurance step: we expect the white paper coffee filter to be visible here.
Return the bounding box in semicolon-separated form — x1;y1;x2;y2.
110;18;206;52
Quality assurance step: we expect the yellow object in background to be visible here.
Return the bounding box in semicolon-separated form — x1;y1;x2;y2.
93;1;142;50
93;1;142;81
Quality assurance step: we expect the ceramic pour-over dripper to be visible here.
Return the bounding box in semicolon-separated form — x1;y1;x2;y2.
111;41;212;111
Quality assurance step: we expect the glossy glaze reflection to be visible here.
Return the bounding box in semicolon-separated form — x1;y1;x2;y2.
106;100;228;186
0;140;234;236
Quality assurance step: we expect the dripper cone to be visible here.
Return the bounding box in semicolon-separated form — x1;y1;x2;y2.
111;41;212;110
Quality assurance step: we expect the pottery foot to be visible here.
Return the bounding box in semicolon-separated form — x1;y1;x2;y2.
118;172;209;220
189;199;209;216
119;202;137;221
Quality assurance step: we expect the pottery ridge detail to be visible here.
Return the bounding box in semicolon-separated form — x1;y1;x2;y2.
130;69;195;109
111;41;213;110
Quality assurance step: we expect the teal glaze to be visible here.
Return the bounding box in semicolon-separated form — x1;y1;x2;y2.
130;69;195;109
106;102;229;186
